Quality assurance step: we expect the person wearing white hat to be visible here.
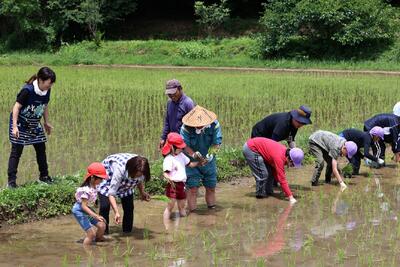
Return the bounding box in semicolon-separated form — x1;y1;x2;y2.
393;102;400;117
180;105;222;212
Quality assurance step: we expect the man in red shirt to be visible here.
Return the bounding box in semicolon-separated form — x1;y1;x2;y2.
243;137;304;204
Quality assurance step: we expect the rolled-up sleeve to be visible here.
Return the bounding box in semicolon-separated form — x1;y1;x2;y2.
212;121;223;145
108;163;124;196
180;125;190;144
161;102;171;141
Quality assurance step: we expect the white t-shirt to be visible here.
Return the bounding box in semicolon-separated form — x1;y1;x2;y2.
163;153;190;182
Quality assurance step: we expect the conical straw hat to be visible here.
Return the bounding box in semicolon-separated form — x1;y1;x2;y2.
182;105;217;127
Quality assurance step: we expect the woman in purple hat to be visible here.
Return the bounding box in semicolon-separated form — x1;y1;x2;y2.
251;105;312;148
364;113;400;163
309;130;358;191
243;137;304;203
339;127;385;174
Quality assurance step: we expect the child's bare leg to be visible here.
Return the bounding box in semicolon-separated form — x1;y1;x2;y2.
163;199;177;230
177;199;186;217
187;187;198;211
95;221;106;242
163;199;176;220
84;228;96;246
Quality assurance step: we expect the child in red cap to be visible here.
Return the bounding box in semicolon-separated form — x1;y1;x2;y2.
71;162;108;245
162;133;199;222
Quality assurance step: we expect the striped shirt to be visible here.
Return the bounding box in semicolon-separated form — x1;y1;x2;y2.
9;84;50;145
98;153;144;198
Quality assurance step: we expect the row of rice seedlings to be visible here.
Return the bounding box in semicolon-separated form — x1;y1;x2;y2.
0;66;399;184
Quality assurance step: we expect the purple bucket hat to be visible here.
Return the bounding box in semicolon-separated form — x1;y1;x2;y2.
369;126;384;140
289;148;304;168
344;141;358;159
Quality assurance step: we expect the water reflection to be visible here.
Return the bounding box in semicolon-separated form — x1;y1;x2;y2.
311;190;355;238
250;204;293;258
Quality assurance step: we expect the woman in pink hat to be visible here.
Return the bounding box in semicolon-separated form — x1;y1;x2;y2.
162;132;200;221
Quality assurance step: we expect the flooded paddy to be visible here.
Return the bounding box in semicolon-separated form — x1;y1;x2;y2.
1;165;399;266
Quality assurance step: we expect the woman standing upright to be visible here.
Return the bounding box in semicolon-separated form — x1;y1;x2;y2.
8;67;56;188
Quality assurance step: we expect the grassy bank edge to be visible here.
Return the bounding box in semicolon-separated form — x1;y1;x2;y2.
0;148;257;225
1;38;399;71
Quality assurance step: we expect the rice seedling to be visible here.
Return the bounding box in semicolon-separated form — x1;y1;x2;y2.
1;65;399;266
1;66;399;185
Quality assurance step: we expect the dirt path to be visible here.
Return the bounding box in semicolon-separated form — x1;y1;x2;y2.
75;64;400;76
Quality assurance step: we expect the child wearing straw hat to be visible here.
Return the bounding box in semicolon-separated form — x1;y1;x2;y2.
72;162;108;246
161;132;200;221
309;130;358;191
180;105;222;212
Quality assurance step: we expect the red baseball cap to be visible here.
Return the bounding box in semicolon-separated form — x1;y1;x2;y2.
162;132;186;156
84;162;108;181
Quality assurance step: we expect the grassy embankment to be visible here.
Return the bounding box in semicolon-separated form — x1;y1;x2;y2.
1;38;400;70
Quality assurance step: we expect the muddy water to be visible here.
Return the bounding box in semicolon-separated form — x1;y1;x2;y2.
1;165;400;266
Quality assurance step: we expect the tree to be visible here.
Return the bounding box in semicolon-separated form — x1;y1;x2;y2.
194;0;231;36
258;0;398;59
0;0;138;50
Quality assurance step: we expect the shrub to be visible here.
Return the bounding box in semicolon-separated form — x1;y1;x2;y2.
178;42;215;59
258;0;399;59
0;148;252;224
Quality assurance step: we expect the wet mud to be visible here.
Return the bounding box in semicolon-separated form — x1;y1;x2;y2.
1;164;399;266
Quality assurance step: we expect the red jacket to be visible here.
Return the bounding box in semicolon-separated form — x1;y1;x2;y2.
246;137;292;197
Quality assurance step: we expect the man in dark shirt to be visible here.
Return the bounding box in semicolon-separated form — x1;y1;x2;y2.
160;79;195;149
364;113;400;163
340;127;385;175
251;105;312;148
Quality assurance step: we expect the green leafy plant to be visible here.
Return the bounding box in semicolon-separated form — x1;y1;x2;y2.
258;0;399;59
178;42;214;59
194;0;230;36
342;164;354;178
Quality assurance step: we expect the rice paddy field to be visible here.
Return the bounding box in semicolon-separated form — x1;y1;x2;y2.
1;66;400;266
0;66;399;185
1;167;400;266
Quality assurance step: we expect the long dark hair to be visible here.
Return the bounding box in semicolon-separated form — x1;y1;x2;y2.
26;67;56;84
80;175;102;187
126;156;151;182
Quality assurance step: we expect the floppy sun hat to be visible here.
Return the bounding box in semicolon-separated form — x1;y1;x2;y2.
84;162;108;181
344;141;358;159
182;105;217;128
162;132;187;156
289;148;304;168
369;126;384;140
290;105;312;125
393;102;400;117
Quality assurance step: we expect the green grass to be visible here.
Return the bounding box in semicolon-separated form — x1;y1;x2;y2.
1;38;400;70
0;66;399;185
0;148;249;224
